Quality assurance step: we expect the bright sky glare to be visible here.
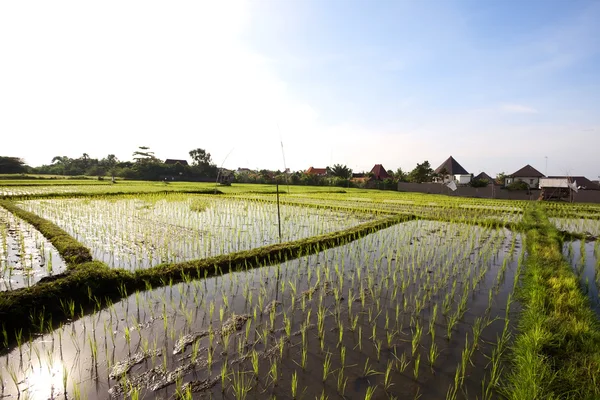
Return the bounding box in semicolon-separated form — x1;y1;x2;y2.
1;0;599;178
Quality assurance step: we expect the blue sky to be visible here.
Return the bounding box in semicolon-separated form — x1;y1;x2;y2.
1;0;599;178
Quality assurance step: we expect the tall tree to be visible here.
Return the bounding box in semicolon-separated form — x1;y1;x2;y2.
189;148;212;166
0;156;28;173
408;161;433;183
394;168;407;182
495;172;506;186
133;146;159;163
327;164;352;179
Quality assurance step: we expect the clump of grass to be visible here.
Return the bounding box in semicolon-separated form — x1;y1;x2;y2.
189;199;211;213
505;205;600;399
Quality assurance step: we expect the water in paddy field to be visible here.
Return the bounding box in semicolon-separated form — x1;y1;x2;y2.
0;221;522;400
563;240;600;317
0;207;67;291
18;197;375;271
551;218;600;237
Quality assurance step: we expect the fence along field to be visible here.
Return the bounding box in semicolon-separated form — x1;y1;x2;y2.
1;180;600;399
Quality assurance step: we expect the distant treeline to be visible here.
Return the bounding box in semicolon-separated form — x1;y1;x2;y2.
0;147;218;181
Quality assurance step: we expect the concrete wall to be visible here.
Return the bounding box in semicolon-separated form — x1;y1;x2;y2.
397;182;600;203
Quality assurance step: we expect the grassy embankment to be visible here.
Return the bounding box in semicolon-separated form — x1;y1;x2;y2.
506;204;600;399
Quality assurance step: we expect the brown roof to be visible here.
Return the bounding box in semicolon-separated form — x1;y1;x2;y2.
548;176;600;190
435;156;469;175
509;164;544;178
164;159;189;166
305;167;327;175
370;164;390;180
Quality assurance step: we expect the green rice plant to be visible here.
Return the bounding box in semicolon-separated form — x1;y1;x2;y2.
350;314;359;332
428;341;439;371
322;351;332;382
268;360;278;386
362;358;381;377
191;339;200;363
413;353;421;380
337;368;348;396
251;349;259;377
383;360;394;391
365;385;377;400
374;339;382;361
471;317;483;350
279;336;286;359
394;350;410;373
291;371;298;399
411;320;422;356
446;312;458;340
357;325;362;351
230;370;252;400
300;345;308;370
207;346;214;370
340;345;346;368
386;330;396;348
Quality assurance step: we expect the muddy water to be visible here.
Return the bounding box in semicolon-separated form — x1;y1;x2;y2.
0;207;67;291
18;197;375;271
563;240;600;316
0;220;522;399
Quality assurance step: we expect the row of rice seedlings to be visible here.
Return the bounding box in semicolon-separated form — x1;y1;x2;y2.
18;195;375;270
256;194;525;224
550;217;600;236
0;207;66;291
0;219;523;399
563;239;600;314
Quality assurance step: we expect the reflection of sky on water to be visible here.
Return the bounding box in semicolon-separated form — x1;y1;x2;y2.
564;240;600;317
17;356;66;400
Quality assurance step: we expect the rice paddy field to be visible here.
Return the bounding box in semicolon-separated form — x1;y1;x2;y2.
1;179;600;399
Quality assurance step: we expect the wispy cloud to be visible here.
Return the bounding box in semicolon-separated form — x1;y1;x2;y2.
500;103;538;114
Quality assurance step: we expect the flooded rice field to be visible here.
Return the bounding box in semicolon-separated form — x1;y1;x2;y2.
17;196;375;270
0;207;67;291
551;218;600;237
563;240;600;316
0;220;522;399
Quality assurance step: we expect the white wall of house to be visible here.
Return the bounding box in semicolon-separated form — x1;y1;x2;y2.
539;178;570;188
454;174;471;184
505;177;540;189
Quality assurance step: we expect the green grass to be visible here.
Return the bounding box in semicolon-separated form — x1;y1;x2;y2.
505;204;600;399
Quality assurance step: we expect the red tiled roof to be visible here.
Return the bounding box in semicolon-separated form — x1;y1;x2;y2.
305;167;327;175
370;164;390;180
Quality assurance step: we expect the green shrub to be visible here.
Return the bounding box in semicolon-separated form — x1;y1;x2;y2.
506;181;530;191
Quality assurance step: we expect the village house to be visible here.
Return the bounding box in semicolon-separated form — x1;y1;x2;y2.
433;156;471;184
305;166;327;176
370;164;390;180
164;159;189;166
505;165;545;189
474;172;493;182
